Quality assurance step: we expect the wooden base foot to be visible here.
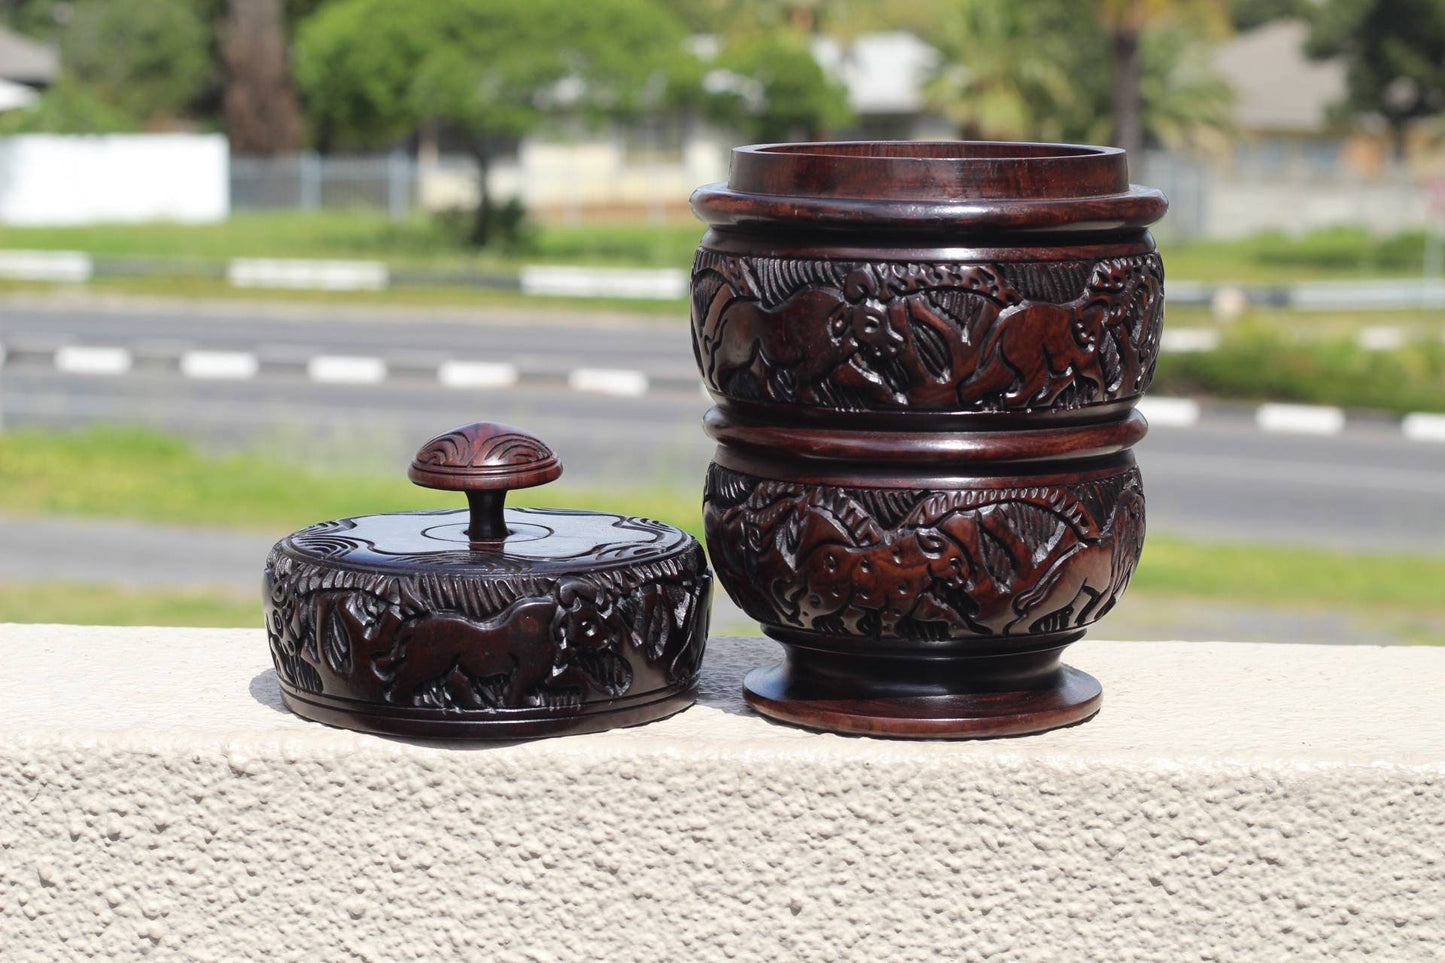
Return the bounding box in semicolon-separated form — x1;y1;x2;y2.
742;634;1101;739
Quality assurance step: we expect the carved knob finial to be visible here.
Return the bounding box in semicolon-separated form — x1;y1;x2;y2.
408;423;562;541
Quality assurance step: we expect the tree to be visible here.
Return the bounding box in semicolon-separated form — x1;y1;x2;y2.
59;0;212;127
294;0;692;245
0;78;134;134
1307;0;1445;160
1228;0;1307;31
667;0;895;36
0;0;72;40
710;31;852;142
1096;0;1230;160
919;1;1080;141
919;0;1232;153
218;0;304;154
1093;24;1235;151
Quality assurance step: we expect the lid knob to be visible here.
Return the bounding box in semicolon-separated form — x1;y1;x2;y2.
408;422;563;542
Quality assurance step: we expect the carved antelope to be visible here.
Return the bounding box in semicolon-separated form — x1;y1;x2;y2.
1006;484;1145;634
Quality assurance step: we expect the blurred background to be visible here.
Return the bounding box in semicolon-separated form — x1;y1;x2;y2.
0;0;1442;643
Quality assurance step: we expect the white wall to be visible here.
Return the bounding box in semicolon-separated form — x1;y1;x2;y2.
0;134;229;226
418;132;731;215
1205;177;1426;239
1141;150;1430;241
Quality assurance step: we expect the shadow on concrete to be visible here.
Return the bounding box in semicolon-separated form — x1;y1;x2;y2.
248;668;289;715
695;635;779;719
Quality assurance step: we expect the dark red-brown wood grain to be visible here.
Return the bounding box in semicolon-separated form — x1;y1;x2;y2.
690;141;1167;738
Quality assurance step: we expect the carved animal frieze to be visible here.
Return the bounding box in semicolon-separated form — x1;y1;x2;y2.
263;539;710;711
703;464;1144;641
691;251;1164;413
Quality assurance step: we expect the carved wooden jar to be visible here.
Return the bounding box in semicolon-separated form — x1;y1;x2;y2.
691;142;1166;738
264;422;711;738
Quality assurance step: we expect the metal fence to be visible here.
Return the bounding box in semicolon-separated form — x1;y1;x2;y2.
1137;151;1212;241
230;149;1429;241
230;152;416;218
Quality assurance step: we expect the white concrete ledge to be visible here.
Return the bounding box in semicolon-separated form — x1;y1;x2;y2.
1;625;1441;961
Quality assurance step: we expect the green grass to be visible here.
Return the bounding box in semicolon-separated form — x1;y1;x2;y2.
1165;226;1432;283
1;210;1434;284
1134;538;1445;613
3;426;1444;635
0;276;689;317
0;209;703;270
0;582;259;627
1153;320;1445;414
1165;303;1445;338
0;425;704;541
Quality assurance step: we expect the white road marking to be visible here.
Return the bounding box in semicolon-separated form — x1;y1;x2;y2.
1357;327;1406;351
1210;286;1248;321
567;367;649;397
1161;279;1208;304
179;350;259;380
1256;403;1345;435
54;345;131;376
1291;278;1445;310
437;360;519;389
307;355;387;384
0;250;93;283
1402;412;1445;443
1136;396;1201;427
228;258;388;291
519;265;688;300
1160;328;1221;352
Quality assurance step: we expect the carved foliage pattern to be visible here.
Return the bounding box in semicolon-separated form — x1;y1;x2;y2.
264;541;710;711
691;250;1164;413
703;464;1144;641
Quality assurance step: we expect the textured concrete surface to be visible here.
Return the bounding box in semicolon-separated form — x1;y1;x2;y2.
0;625;1441;961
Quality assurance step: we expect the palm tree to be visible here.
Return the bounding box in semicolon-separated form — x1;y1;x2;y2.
921;0;1233;156
1096;0;1230;158
919;1;1080;141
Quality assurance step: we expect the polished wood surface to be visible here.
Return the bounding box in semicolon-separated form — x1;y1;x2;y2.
408;421;564;540
727;141;1132;200
690;141;1167;738
266;422;712;739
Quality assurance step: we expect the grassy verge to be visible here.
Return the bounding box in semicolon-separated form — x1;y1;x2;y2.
1;211;1433;283
1164;226;1431;283
1133;537;1445;612
0;209;703;270
0;582;258;627
1164;303;1445;338
0;426;704;540
1153;320;1445;414
0;276;689;318
3;427;1444;637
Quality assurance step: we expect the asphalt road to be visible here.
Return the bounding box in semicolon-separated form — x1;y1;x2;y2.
4;297;1445;554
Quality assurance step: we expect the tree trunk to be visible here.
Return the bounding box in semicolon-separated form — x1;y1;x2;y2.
1389;121;1409;165
219;0;303;155
469;143;494;247
1110;26;1143;161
